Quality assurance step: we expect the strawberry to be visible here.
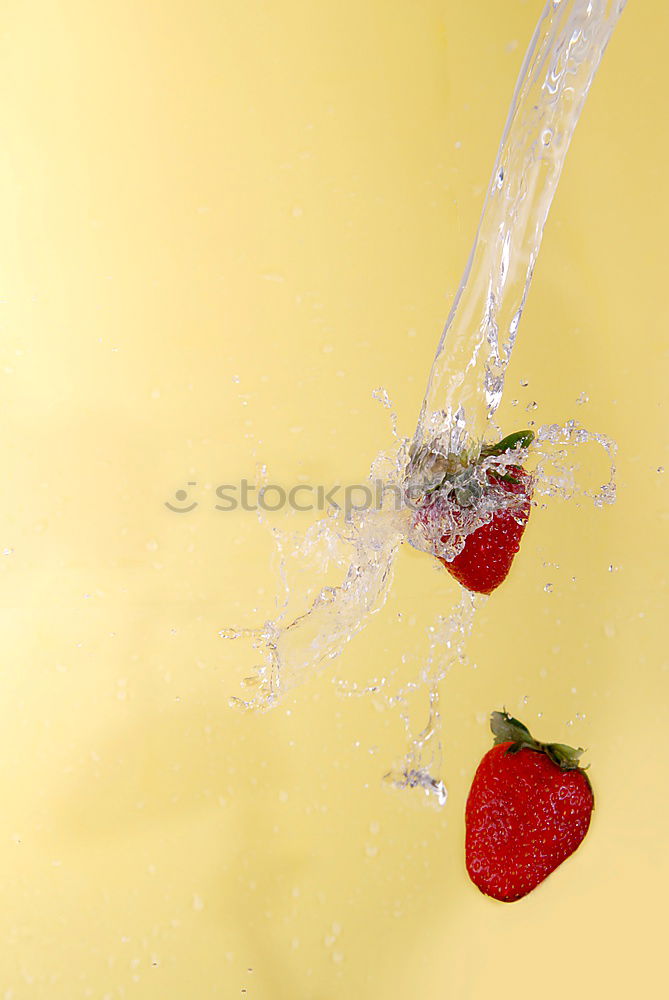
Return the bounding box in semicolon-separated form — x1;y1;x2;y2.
410;430;534;595
465;711;594;902
442;464;532;594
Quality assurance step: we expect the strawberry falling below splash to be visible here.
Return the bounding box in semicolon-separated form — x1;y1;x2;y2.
465;712;594;902
223;0;625;803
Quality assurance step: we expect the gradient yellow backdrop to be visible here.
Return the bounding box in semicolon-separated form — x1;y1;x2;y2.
0;1;667;997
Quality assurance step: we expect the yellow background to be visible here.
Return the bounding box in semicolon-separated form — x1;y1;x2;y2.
0;1;667;997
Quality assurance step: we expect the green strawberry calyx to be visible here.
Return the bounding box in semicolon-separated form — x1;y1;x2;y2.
407;429;535;505
490;710;588;772
480;429;535;459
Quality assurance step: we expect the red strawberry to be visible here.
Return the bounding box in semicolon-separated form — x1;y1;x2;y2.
442;464;532;594
411;430;534;595
465;711;594;902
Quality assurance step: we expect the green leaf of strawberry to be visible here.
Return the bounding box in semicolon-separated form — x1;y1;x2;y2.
480;429;535;458
465;711;594;902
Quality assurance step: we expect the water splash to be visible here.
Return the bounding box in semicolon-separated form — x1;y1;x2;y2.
534;420;617;506
223;0;625;801
225;449;410;712
384;685;449;808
